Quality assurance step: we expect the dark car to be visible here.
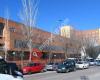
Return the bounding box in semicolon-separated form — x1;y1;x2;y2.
95;60;100;66
0;58;7;74
56;60;76;73
0;57;23;80
7;62;23;77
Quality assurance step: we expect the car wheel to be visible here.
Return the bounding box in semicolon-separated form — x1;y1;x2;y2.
81;66;84;70
87;66;89;69
57;71;60;73
41;69;47;73
73;68;76;71
28;71;32;74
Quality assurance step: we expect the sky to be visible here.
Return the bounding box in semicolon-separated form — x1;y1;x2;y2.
0;0;100;32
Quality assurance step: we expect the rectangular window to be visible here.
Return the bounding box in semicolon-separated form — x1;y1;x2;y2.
14;40;28;48
9;27;16;32
0;23;4;35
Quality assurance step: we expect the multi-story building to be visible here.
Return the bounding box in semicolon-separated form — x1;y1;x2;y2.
0;17;81;67
0;21;5;57
1;17;78;66
60;25;74;38
60;26;100;46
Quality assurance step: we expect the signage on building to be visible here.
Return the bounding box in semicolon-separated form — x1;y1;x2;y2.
32;48;42;58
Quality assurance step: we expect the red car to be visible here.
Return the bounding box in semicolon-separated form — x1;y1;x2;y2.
22;62;44;74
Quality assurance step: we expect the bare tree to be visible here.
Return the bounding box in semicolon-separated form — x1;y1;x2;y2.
3;9;10;61
19;0;39;62
84;38;98;59
74;31;98;59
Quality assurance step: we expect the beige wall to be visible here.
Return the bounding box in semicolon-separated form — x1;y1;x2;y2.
60;26;100;45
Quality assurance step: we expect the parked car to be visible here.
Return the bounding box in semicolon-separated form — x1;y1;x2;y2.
7;62;23;77
87;58;95;66
41;66;47;72
95;60;100;66
46;62;59;71
67;58;77;61
22;62;44;74
56;60;76;73
76;61;89;69
46;63;54;71
53;63;59;70
0;57;23;80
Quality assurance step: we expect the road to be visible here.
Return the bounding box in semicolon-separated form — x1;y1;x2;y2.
24;66;100;80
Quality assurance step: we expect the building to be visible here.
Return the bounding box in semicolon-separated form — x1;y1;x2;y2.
60;26;100;46
0;17;76;66
0;17;82;67
60;25;74;38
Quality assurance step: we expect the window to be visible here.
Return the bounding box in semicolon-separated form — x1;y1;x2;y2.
0;23;4;35
14;40;28;48
9;27;16;32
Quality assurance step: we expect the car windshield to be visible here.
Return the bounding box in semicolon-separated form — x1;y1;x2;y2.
87;59;94;62
27;63;40;66
58;63;65;67
77;62;83;64
27;63;34;66
48;63;54;65
96;60;100;62
55;63;58;65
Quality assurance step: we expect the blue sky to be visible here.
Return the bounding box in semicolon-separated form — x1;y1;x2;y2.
0;0;100;32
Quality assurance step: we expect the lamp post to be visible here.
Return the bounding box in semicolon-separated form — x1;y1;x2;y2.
12;52;16;61
20;52;24;68
53;54;56;62
3;44;8;61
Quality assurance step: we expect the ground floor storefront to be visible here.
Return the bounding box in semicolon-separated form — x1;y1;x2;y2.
0;50;81;68
0;50;65;67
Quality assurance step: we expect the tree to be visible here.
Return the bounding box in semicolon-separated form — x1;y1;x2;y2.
75;31;98;59
19;0;39;62
3;9;10;61
86;46;98;59
84;38;98;59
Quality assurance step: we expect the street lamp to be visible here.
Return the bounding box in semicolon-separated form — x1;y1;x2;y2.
53;54;57;62
12;52;16;61
3;44;8;61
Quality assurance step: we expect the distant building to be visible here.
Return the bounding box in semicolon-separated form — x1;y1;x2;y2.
60;25;74;38
60;26;100;46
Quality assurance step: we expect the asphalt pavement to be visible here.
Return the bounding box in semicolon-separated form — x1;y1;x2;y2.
24;66;100;80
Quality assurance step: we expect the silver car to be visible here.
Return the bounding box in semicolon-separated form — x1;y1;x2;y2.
46;63;58;71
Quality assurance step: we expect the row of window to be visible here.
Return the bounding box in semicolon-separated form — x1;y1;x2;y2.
7;52;65;61
0;23;4;35
14;40;28;48
14;39;65;51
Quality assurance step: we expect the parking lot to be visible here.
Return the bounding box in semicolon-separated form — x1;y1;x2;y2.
24;66;100;80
